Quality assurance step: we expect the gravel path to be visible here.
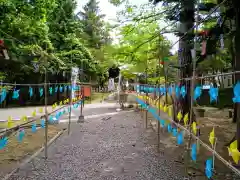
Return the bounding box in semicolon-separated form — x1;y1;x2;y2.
9;109;186;180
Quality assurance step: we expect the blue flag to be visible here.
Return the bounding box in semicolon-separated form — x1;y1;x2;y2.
12;89;20;99
32;123;37;133
29;87;33;97
175;85;180;98
55;86;58;93
177;131;183;145
168;124;172;133
191;143;197;162
18;129;25;142
41;119;45;128
205;158;213;179
160;120;165;127
39;88;43;97
173;128;178;137
233;82;240;103
59;86;63;93
0;88;7;104
209;86;218;103
194;86;202;101
180;86;186;98
0;137;7;150
49;87;53;95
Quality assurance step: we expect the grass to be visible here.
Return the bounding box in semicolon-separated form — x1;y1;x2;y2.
0;125;61;176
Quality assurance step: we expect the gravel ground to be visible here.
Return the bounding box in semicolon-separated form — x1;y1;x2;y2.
8;109;186;180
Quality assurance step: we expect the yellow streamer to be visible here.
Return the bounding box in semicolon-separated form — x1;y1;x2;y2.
209;128;215;146
39;107;43;113
32;109;36;117
59;101;63;106
168;107;172;117
163;105;167;112
7;116;13;128
192;122;197;135
177;111;182;122
228;140;240;164
21;115;27;122
183;113;189;126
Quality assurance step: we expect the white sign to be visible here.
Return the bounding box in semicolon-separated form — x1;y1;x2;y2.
71;67;79;99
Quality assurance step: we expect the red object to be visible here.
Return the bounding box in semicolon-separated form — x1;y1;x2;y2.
0;39;4;46
160;61;164;65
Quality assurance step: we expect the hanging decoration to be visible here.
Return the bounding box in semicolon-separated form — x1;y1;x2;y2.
29;87;33;97
180;86;186;98
209;128;215;146
17;128;25;143
7;116;13;128
0;88;7;104
205;158;213;179
209;86;218;103
177;111;182;122
32;123;37;133
32;109;36;117
177;131;183;145
175;85;180;99
59;86;63;93
232;82;240;103
49;87;53;95
0;137;7;150
12;89;20;99
172;128;178;137
168;124;172;133
160;119;165;127
191;143;197;162
39;88;43;97
192;122;197;135
183;113;189;126
194;86;202;101
41;119;45;128
228;140;240;164
55;86;58;93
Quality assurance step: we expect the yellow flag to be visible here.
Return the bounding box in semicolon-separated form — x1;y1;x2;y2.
163;105;167;112
228;140;240;164
32;110;36;117
192;122;197;135
183;113;189;126
39;107;43;113
159;103;163;110
177;111;182;122
7;116;13;128
209;128;215;146
21;115;27;122
168;107;172;117
59;101;63;106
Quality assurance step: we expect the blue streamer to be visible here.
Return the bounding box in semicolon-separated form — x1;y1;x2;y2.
18;129;25;142
0;137;7;150
49;115;53;122
168;124;172;133
191;143;197;162
175;85;180;98
209;86;218;103
39;88;43;97
64;85;68;92
41;119;45;128
0;88;7;104
12;89;20;99
68;85;71;90
160;120;165;127
180;86;186;98
168;86;172;95
205;158;213;179
32;123;37;133
172;128;177;137
233;82;240;103
59;86;63;93
194;86;202;101
29;87;33;97
55;86;58;93
49;87;53;95
177;131;183;145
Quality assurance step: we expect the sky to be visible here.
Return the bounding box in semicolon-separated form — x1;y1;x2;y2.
76;0;178;53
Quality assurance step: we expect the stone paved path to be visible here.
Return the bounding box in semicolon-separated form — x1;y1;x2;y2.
9;107;185;180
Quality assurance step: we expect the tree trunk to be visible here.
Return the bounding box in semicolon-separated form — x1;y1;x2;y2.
179;0;195;120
